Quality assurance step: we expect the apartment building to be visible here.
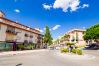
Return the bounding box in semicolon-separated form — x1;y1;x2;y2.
53;29;86;47
0;11;43;50
67;29;86;45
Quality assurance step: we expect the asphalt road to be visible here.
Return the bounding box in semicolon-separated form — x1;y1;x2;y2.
0;49;99;66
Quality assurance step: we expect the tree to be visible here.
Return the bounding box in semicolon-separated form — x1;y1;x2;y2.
83;23;99;42
43;26;53;46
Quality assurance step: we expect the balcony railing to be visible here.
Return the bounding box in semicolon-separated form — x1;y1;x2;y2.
6;29;17;35
5;39;15;42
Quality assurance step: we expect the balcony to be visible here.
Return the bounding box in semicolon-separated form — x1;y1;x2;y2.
5;38;15;42
6;29;17;35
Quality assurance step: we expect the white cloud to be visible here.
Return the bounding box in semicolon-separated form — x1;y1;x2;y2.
42;3;52;10
36;25;60;33
43;0;89;12
53;0;80;12
52;25;61;30
82;4;89;8
69;0;80;12
14;9;20;13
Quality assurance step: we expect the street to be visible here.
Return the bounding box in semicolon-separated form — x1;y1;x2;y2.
0;49;99;66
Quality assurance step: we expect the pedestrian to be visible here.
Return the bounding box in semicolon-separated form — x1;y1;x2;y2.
13;41;17;51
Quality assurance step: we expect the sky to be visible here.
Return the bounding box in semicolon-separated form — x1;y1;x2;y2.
0;0;99;39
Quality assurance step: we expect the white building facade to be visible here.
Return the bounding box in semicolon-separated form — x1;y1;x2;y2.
0;11;43;49
53;29;86;47
67;29;86;46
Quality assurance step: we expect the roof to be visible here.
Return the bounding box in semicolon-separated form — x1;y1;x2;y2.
67;29;86;34
0;17;42;35
55;29;86;40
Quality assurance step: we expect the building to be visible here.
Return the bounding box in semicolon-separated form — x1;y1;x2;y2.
0;11;43;50
53;29;86;47
67;29;86;46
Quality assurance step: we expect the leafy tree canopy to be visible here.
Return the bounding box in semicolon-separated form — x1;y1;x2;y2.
83;23;99;42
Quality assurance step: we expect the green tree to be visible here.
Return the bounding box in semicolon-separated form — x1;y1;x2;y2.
83;23;99;42
43;26;53;46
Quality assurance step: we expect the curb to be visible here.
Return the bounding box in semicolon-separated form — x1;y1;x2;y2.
0;49;46;56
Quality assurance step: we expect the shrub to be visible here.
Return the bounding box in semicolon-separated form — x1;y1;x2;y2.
27;44;34;50
72;49;77;54
66;42;75;46
76;49;83;55
60;48;69;53
18;44;24;50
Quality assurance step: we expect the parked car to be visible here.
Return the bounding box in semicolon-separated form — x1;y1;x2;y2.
84;43;99;50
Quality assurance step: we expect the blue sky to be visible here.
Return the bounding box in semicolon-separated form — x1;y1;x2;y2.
0;0;99;39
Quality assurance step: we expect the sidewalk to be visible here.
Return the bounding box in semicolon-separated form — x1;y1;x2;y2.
0;49;46;56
